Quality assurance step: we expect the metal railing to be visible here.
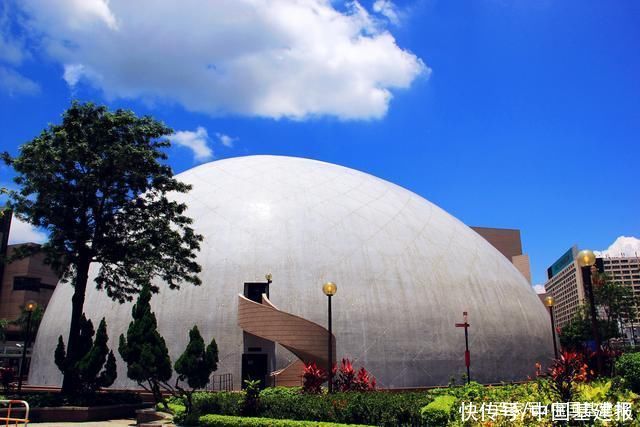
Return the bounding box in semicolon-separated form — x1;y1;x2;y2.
205;373;233;391
0;400;30;426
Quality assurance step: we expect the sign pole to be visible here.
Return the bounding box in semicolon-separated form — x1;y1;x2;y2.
455;311;471;384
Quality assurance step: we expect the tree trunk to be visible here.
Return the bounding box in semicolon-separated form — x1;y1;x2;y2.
61;252;91;394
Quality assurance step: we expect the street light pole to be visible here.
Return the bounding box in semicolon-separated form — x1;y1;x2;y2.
18;300;37;392
544;296;559;359
322;282;337;393
577;249;603;375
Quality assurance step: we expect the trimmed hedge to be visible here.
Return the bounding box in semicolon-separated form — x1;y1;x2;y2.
199;414;373;426
616;352;640;393
420;395;456;426
186;388;431;426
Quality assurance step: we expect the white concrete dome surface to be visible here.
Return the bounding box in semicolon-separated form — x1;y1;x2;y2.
30;155;552;388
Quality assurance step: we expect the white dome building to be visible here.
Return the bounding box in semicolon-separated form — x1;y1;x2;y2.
30;155;552;388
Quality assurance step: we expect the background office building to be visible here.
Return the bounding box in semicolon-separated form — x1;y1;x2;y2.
471;226;532;284
0;211;59;371
544;245;640;336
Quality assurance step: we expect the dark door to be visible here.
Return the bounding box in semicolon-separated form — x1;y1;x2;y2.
241;353;268;389
244;282;269;303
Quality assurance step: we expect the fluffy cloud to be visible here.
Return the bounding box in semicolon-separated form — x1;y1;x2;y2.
216;133;237;148
7;216;47;245
595;236;640;258
373;0;400;25
16;0;427;119
532;284;546;294
169;127;214;162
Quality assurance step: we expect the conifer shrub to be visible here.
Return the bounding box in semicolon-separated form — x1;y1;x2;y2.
54;315;117;393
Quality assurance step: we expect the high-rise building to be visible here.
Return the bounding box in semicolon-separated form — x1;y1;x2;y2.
544;246;640;336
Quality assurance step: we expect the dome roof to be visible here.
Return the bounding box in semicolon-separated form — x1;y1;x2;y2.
30;155;551;388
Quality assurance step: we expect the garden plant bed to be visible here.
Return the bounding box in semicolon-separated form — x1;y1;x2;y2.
0;390;149;422
28;402;152;423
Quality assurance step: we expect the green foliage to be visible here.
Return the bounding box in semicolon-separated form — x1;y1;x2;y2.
242;379;261;416
198;414;374;426
183;388;431;426
119;284;172;406
559;305;619;350
420;395;456;426
170;380;640;427
175;326;219;390
175;326;219;414
2;101;202;392
616;352;640;392
594;273;639;327
54;314;117;393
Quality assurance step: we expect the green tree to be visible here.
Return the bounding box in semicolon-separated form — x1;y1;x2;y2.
593;273;638;337
174;326;218;414
55;315;117;393
119;285;172;408
2;102;202;393
559;305;619;350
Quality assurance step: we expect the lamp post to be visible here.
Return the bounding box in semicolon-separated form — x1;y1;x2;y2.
322;282;337;393
544;296;559;359
576;249;603;375
18;300;37;392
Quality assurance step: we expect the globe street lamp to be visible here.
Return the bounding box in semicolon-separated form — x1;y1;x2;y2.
544;296;559;359
576;249;603;374
322;282;337;393
18;300;37;392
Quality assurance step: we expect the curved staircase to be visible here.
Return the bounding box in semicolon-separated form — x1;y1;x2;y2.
238;293;335;386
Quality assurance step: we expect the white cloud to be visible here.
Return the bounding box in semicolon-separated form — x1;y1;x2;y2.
216;133;237;148
595;236;640;258
373;0;400;25
169;127;213;162
16;0;427;120
533;284;546;294
63;63;86;87
0;66;39;96
7;216;47;245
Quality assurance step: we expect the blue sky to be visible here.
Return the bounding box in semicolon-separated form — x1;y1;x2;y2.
1;0;639;287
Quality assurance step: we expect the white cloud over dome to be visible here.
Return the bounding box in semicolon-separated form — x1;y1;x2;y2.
17;0;427;119
595;236;640;258
169;127;213;162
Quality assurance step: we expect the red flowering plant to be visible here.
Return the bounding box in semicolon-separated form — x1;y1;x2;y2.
547;351;591;402
302;362;326;394
334;358;376;391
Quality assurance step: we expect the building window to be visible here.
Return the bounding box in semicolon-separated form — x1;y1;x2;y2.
13;276;41;292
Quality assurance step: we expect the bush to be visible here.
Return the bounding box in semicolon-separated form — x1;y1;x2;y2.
199;414;373;426
187;388;430;426
616;352;640;393
420;395;456;426
302;363;326;394
334;359;376;392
